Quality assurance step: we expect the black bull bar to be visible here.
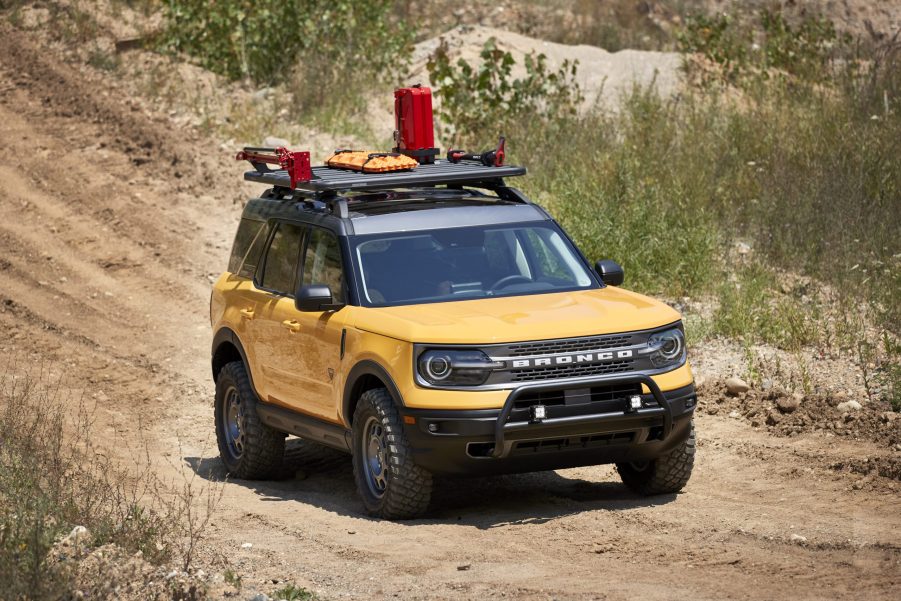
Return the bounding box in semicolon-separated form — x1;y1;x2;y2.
492;373;672;458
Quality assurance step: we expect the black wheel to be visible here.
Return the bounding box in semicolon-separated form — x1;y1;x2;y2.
215;361;285;479
352;388;432;519
616;420;696;495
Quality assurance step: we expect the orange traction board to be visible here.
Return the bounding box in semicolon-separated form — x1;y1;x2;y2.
326;150;418;173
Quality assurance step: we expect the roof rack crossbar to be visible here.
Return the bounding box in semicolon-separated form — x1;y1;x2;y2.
327;197;349;219
243;161;526;196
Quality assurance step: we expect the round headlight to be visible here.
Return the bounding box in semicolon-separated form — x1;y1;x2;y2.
425;354;452;380
418;349;501;386
649;328;685;368
658;334;682;359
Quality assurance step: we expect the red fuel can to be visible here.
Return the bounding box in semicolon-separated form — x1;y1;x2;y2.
393;85;439;164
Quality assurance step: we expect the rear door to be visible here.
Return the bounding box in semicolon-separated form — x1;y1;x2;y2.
244;221;309;411
219;219;272;381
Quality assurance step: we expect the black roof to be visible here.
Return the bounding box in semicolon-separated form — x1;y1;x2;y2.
241;187;551;236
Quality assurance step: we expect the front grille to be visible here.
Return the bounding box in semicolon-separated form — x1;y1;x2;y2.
510;359;634;382
506;334;633;357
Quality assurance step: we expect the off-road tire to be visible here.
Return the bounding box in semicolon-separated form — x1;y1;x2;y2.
616;420;696;495
215;361;285;479
352;388;432;519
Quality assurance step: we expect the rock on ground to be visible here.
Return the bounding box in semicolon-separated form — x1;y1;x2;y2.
838;400;863;412
776;394;803;414
725;377;750;395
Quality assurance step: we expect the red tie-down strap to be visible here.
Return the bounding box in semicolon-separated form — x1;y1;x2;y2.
236;147;312;189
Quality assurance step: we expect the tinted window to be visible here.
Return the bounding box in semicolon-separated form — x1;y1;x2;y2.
260;223;304;294
302;228;345;303
353;223;595;306
228;218;264;274
237;222;270;279
524;228;578;281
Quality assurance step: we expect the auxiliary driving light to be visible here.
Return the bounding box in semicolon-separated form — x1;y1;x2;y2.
629;395;643;411
530;405;547;422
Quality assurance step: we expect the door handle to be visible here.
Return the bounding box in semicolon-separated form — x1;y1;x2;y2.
239;308;255;319
281;319;302;333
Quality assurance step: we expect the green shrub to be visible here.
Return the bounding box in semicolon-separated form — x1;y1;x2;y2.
272;583;318;601
676;12;750;82
160;0;411;86
427;37;582;145
759;10;849;80
678;9;851;85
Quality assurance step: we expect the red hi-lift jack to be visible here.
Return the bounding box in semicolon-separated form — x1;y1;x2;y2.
235;147;312;189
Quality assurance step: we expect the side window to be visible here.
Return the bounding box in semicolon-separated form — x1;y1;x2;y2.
228;218;264;274
259;222;305;294
522;228;591;285
237;222;270;279
302;228;345;303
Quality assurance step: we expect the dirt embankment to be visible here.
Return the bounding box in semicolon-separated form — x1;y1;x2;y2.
1;16;900;601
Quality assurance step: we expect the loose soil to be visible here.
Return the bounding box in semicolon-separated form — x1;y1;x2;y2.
1;20;899;601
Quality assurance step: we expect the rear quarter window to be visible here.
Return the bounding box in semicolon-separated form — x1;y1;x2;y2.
228;218;265;274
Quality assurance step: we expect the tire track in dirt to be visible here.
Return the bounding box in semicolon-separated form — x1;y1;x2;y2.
1;21;899;601
0;23;230;441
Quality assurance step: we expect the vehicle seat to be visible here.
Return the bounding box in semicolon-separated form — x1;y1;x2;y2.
361;238;447;303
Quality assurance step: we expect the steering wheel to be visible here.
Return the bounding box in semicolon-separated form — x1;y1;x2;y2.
490;274;533;290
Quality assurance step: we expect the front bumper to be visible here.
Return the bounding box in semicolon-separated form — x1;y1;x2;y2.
401;380;696;475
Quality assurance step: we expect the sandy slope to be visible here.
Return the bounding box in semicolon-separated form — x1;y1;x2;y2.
1;22;899;601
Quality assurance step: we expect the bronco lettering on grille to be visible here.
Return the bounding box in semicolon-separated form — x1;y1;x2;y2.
510;349;633;368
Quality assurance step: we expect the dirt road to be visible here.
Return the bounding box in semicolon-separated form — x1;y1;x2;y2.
1;24;898;601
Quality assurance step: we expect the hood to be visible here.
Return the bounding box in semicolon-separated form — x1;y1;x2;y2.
352;287;681;344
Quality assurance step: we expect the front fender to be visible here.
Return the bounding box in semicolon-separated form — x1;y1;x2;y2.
342;359;406;425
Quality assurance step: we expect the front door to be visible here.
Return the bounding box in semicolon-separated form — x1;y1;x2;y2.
289;226;349;422
248;222;348;423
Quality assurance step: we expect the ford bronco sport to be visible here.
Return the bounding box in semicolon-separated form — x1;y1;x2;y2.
211;150;696;520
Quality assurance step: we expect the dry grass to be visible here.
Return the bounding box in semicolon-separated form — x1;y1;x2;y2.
0;362;222;599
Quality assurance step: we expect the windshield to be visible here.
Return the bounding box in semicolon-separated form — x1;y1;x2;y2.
352;222;597;306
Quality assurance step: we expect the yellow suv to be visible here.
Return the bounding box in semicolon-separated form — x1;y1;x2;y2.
211;159;696;519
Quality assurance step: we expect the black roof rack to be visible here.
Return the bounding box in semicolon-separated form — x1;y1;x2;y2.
243;160;527;195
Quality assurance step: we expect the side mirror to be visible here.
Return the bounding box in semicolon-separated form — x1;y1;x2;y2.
295;284;343;312
595;260;624;286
